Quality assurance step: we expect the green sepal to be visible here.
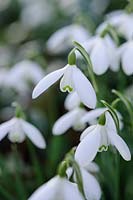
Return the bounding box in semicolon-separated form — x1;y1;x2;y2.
68;49;76;65
12;102;26;119
98;112;106;125
58;161;68;178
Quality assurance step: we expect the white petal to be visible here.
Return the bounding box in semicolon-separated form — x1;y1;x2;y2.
21;119;46;149
122;44;133;75
84;162;100;173
91;38;109;75
72;66;96;109
105;111;117;132
0;118;15;141
81;108;107;124
64;92;80;110
81;169;101;200
8;119;26;143
82;37;97;54
60;65;74;93
28;176;60;200
80;125;97;141
32;67;66;99
108;131;131;161
75;125;101;166
104;36;120;72
63;178;83;200
52;109;78;135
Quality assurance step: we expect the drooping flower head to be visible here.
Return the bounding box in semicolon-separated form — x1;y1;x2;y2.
75;111;131;166
32;50;97;109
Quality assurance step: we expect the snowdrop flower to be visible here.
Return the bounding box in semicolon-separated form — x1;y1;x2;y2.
32;64;96;109
64;92;81;110
81;107;107;125
81;107;123;129
0;117;46;149
53;107;87;135
97;10;133;40
21;0;55;28
106;10;133;40
46;24;90;54
118;40;133;75
81;35;119;75
66;162;101;200
84;161;100;173
75;112;131;166
79;167;101;200
28;175;83;200
7;60;44;93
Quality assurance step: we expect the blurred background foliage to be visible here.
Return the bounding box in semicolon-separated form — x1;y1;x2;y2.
0;0;132;199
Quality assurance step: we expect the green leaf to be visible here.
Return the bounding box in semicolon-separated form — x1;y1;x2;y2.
68;49;76;65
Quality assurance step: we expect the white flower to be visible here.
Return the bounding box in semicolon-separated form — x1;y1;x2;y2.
46;24;90;54
75;112;131;166
66;162;101;200
7;60;44;93
79;167;101;200
52;107;87;135
84;161;100;173
118;41;133;75
1;60;44;95
21;0;55;28
81;107;123;129
0;117;46;149
28;176;83;200
32;64;97;109
81;35;119;75
106;10;133;40
64;92;81;110
81;108;107;125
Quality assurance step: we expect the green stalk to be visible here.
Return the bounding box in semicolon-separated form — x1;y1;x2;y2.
27;140;44;185
12;144;27;200
73;41;98;93
114;153;120;200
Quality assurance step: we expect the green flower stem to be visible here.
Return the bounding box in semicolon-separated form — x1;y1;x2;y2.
73;41;98;93
65;149;86;200
101;100;120;131
114;153;120;200
100;24;119;45
12;144;27;200
27;140;44;185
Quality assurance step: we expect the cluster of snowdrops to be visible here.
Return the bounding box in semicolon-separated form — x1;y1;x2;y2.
0;9;133;200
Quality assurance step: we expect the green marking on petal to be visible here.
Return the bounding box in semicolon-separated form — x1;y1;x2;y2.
63;85;73;92
98;145;108;152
